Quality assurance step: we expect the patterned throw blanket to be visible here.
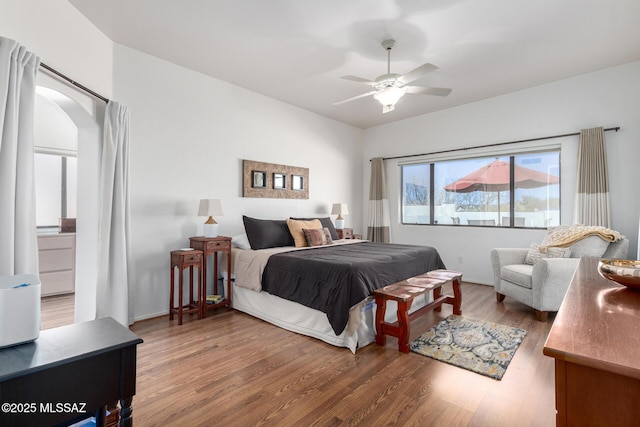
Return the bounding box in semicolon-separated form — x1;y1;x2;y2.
540;225;623;249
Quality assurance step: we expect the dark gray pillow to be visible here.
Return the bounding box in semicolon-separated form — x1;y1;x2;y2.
290;217;339;240
242;216;294;250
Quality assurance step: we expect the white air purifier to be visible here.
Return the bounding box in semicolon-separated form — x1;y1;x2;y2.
0;273;41;348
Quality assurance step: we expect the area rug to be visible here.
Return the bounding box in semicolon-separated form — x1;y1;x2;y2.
410;315;527;380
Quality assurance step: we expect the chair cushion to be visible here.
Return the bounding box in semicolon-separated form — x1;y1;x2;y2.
501;264;534;289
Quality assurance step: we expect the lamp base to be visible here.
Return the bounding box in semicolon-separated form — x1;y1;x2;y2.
335;219;345;229
203;223;219;238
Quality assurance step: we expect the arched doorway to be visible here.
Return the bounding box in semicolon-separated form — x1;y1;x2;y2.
35;73;104;324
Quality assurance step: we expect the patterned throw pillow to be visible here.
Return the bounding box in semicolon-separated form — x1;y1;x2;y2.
524;243;572;265
302;227;334;247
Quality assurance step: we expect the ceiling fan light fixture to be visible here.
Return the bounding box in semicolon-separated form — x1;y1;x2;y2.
374;86;406;108
333;38;451;113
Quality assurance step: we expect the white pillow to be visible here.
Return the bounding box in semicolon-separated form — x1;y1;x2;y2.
231;234;251;250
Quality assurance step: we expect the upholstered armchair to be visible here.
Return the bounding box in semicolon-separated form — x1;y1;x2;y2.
491;230;629;321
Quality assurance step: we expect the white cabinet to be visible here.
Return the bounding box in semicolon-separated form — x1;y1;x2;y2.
37;233;75;296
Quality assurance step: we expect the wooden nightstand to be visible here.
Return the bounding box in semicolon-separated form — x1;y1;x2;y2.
336;228;352;239
170;249;203;325
189;236;232;317
337;228;357;239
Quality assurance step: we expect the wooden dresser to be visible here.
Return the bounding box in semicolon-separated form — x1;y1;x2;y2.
543;257;640;427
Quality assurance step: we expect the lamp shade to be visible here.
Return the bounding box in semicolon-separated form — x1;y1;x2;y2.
198;199;224;217
198;199;223;238
331;203;349;216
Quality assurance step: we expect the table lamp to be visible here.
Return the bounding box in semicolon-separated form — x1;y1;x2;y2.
198;199;224;237
331;203;348;229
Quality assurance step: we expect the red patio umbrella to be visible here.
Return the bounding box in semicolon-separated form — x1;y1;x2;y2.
443;159;559;222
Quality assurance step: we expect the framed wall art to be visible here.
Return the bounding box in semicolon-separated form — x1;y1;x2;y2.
243;160;309;199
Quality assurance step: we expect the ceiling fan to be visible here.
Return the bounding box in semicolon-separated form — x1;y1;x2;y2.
333;39;452;113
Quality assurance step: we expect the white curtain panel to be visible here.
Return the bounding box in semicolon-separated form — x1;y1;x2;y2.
0;37;40;276
96;101;132;326
574;127;611;228
367;157;391;243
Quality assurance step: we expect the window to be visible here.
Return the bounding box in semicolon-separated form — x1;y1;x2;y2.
402;163;431;224
401;151;560;228
34;153;77;228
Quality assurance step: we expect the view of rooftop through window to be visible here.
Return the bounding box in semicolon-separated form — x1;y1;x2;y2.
402;151;560;228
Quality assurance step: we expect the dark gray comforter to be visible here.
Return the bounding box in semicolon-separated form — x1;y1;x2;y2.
261;242;445;335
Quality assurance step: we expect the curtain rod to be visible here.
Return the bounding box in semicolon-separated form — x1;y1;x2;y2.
40;62;109;103
375;126;620;161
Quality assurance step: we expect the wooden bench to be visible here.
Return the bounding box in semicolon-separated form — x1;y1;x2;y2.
374;269;462;353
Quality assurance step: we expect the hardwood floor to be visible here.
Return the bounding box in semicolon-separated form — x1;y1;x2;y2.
40;293;75;330
120;282;556;427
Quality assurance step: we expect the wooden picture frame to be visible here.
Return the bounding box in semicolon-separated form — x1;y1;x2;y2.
243;160;309;199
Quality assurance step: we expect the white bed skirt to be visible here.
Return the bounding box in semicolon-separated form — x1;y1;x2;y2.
232;283;432;353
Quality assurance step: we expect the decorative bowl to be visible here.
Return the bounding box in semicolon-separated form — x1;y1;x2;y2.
598;259;640;290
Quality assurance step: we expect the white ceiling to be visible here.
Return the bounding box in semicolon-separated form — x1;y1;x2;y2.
69;0;640;129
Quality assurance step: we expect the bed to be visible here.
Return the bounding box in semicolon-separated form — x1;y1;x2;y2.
227;216;446;353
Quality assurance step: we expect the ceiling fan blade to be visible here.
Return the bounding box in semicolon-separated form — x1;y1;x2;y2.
332;90;378;105
398;63;439;85
341;75;375;85
405;86;452;96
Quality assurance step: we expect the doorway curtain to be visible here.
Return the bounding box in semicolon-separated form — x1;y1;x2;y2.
574;126;610;228
0;37;40;276
367;157;391;243
96;101;132;326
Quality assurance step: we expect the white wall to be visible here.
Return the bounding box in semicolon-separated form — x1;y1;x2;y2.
1;0;113;98
112;44;364;320
364;61;640;284
34;91;78;155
